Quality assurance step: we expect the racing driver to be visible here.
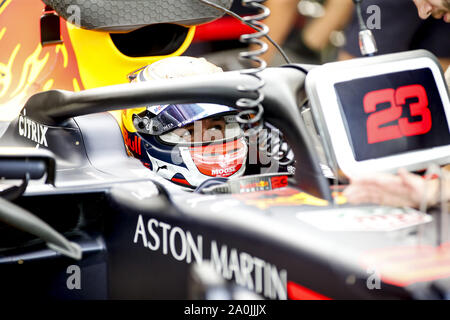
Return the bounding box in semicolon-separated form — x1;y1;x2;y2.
121;56;249;188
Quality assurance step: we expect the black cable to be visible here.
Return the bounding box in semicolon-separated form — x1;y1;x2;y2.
198;0;292;64
353;0;367;31
199;0;297;167
0;196;81;260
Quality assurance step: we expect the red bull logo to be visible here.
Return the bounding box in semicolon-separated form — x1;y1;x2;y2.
122;129;142;156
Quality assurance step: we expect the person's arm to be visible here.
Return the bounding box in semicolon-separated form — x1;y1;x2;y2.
257;0;299;64
256;0;355;65
302;0;354;51
344;167;450;208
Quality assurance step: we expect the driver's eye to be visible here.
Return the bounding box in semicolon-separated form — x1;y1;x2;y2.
174;128;194;142
209;125;223;132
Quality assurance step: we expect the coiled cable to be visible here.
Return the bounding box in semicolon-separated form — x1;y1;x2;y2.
198;0;295;168
234;0;269;136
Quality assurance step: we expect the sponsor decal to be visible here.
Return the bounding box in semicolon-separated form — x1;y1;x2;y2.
163;123;174;132
142;162;152;170
270;176;288;189
190;138;246;177
237;175;289;193
211;167;236;176
240;180;270;193
122;129;142;155
148;104;169;115
18;113;48;146
296;206;432;232
133;215;288;300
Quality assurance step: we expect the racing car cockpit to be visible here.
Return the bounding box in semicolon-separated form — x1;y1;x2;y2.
1;0;450;301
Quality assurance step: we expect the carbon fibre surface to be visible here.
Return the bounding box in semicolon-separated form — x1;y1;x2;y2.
43;0;233;31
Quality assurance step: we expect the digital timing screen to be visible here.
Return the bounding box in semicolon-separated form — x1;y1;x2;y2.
334;68;450;161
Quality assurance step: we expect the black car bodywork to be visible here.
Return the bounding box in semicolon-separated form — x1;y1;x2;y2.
1;0;450;301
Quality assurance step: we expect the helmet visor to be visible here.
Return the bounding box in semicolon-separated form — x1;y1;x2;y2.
159;120;242;145
134;103;235;136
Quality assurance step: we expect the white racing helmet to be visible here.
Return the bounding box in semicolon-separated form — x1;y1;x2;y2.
121;57;248;187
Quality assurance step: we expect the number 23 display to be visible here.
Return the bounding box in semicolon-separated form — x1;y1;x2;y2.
335;68;450;161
